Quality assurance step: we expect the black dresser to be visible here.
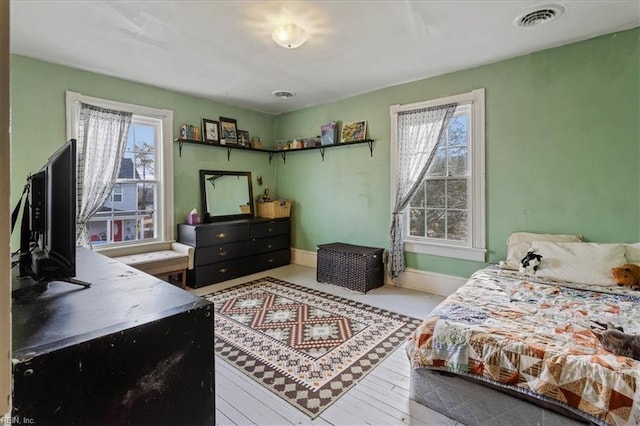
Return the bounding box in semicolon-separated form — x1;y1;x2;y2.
178;217;291;288
12;248;214;425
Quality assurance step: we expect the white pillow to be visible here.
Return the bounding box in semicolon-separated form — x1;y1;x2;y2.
530;241;626;286
624;243;640;265
503;232;583;270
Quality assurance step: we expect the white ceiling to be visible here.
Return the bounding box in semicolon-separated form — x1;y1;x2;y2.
10;0;640;115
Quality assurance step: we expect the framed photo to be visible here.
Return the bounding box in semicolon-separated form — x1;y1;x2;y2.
219;116;238;144
340;120;367;142
321;121;338;145
201;119;219;143
237;130;249;147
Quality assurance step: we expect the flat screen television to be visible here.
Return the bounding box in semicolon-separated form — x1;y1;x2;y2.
12;138;91;299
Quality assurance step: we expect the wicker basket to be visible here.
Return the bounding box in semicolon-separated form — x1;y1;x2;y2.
256;200;291;218
317;242;384;293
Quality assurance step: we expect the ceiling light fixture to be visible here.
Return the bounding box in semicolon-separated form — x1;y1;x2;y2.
514;5;564;28
271;23;307;49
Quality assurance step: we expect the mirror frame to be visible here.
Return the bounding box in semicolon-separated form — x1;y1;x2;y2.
199;170;254;222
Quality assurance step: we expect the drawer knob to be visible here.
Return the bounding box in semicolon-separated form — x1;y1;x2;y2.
267;258;274;263
267;244;274;249
217;232;227;239
218;251;228;257
267;228;274;232
218;267;229;273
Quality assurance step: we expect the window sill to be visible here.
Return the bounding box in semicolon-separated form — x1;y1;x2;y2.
404;240;486;262
94;240;170;258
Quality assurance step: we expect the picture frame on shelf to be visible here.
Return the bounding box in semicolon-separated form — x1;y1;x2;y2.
237;130;250;147
219;116;238;144
202;119;219;144
320;121;338;145
340;120;367;142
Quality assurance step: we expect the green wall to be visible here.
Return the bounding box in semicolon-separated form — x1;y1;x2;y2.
10;55;276;243
273;28;640;277
10;28;640;279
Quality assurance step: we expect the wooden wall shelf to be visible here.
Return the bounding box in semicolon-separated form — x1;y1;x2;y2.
175;138;375;163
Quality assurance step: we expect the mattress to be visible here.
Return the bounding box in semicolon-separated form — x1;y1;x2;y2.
410;368;588;425
406;267;640;426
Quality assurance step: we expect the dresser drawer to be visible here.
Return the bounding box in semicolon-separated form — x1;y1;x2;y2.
188;259;247;288
251;220;289;239
250;249;291;272
195;241;249;266
249;235;290;255
195;224;249;246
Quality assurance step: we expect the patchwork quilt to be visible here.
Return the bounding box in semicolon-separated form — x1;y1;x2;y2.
406;267;640;426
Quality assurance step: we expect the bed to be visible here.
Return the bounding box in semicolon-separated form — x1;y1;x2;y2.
406;236;640;426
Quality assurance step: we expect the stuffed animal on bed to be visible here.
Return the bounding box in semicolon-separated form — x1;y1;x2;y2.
519;251;542;275
611;263;640;290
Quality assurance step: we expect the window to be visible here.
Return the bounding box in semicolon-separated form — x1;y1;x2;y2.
90;118;160;244
111;184;123;203
66;91;174;248
390;89;485;261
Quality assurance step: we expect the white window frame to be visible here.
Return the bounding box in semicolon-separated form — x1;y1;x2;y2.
390;88;486;262
65;91;174;249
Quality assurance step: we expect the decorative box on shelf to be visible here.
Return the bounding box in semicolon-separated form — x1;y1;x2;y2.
317;242;384;293
256;199;291;218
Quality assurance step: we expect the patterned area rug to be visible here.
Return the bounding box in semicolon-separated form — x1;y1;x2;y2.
205;277;422;418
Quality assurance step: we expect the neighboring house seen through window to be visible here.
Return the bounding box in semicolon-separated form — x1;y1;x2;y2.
66;92;174;248
390;89;486;261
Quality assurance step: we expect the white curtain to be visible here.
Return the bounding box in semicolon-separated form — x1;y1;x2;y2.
76;102;132;248
389;103;457;278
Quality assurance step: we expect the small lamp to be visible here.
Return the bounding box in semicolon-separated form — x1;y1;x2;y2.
271;23;307;49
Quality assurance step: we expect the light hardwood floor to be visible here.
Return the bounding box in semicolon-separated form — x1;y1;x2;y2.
189;263;463;426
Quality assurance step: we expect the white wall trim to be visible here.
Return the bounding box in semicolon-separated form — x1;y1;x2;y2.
392;267;467;297
291;247;317;268
290;247;466;297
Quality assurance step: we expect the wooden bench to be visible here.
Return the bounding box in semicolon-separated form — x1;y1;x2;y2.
100;241;194;289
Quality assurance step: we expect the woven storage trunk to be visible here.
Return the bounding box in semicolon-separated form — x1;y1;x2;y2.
316;242;384;293
256;200;291;218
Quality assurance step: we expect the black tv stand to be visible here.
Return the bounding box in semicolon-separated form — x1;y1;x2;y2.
11;275;91;301
12;247;214;425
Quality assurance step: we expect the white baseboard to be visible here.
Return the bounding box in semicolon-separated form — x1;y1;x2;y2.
290;248;466;297
290;247;317;268
392;267;467;296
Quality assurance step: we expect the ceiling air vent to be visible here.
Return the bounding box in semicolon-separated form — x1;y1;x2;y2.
272;90;295;99
514;5;564;28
